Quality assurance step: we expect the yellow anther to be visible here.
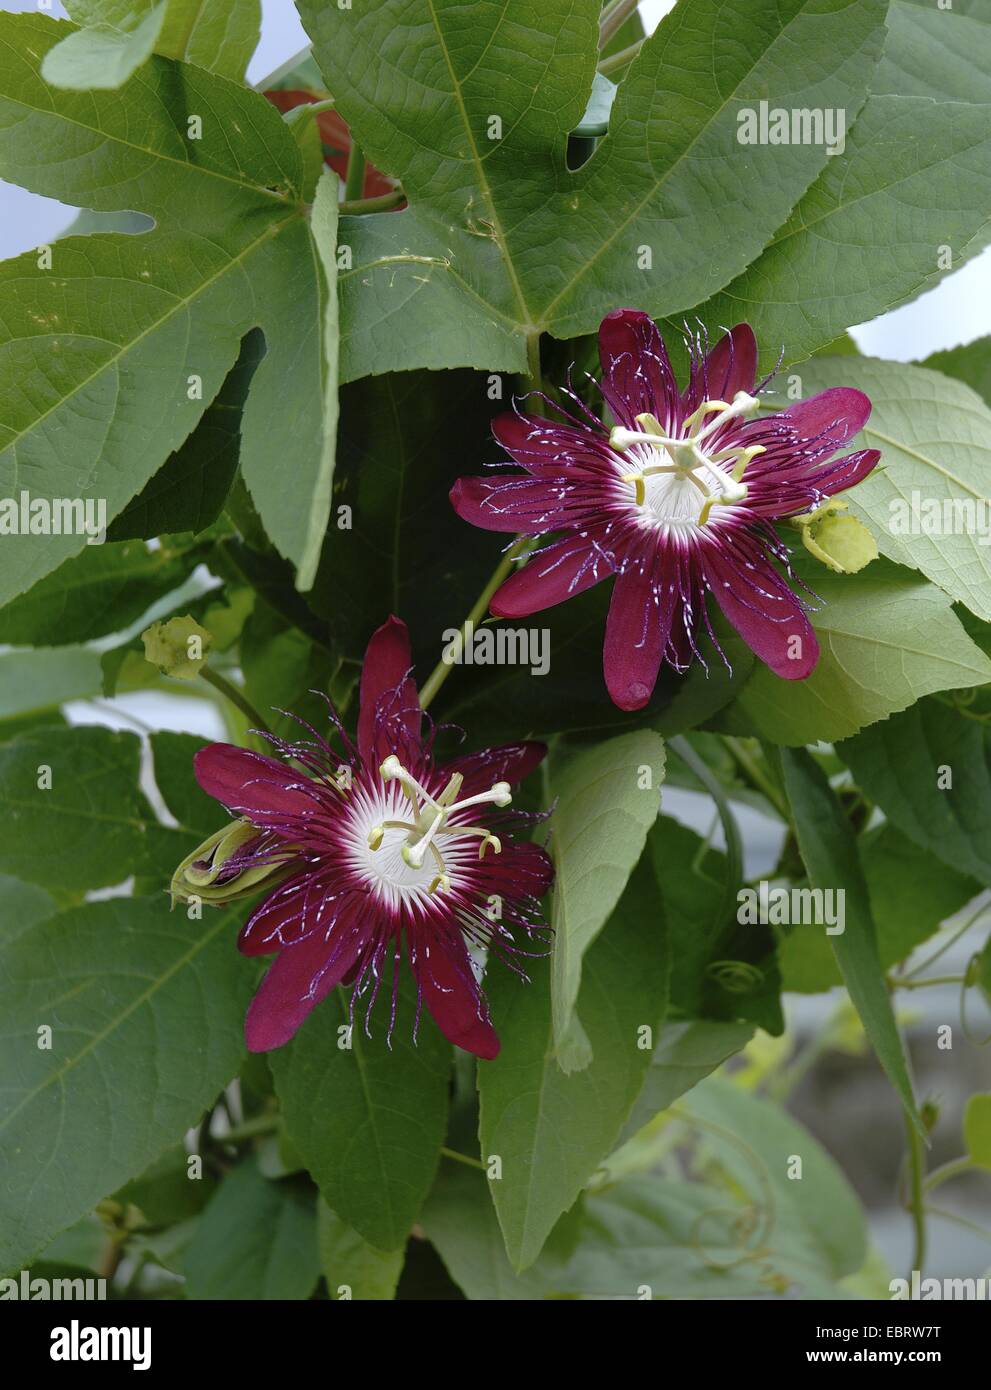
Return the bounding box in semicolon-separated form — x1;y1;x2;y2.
368;825;385;850
633;412;666;436
681;398;731;432
479;833;502;859
428;873;451;895
728;444;766;482
621;473;646;505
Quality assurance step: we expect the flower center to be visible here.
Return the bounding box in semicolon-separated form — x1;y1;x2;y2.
356;756;511;899
609;393;765;530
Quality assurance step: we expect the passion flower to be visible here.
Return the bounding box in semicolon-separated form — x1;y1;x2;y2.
190;617;552;1059
450;309;881;710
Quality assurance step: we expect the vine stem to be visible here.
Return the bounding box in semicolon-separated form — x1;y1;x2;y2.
598;0;640;48
890;973;966;991
418;329;544;711
344;143;366;202
901;898;989;981
440;1146;487;1172
904;1107;928;1279
923;1156;975;1194
340;188;406;215
418;538;529;710
199;666;272;737
668;735;744;924
219;1113;280;1143
720;735;790;822
597;39;644;77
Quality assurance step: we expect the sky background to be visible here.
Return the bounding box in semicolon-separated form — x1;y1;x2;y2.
1;0;989;362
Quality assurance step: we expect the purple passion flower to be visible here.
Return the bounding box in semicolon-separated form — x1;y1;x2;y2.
450;309;881;711
192;617;553;1059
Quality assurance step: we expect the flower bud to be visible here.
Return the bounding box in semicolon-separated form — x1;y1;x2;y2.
171;819;290;907
142;615;212;679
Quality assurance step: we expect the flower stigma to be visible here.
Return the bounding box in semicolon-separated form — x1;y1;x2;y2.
366;755;513;896
609;391;765;529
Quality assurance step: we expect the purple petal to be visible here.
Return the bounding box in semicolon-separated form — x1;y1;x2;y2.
409;927;500;1060
598;307;680;429
603;560;673;711
702;538;818;680
490;535;611;618
357;615;421;769
244;913;367;1052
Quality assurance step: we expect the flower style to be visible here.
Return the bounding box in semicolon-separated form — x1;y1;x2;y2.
450;309;882;711
189;617;553;1059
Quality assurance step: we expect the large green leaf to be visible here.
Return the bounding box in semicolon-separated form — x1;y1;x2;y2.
734;557;991;745
478;855;670;1270
923;336;991;408
692;1;991;369
680;1077;867;1283
646;814;783;1035
426;1103;865;1300
45;0;261;90
183;1158;320;1300
839;697;991;887
0;896;252;1273
0;15;336;601
780;821;981;993
0;873;58;947
270;976;451;1252
548;730;665;1069
299;0;886;378
0;726;194;889
796;357;991;623
308;368;511;672
777;747;921;1132
107;329;264;542
150;730;229;837
317;1202;405;1301
619;1018;755;1144
0;648;104;724
0;540;200;646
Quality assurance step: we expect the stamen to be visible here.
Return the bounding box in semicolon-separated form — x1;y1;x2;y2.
620;471;646;506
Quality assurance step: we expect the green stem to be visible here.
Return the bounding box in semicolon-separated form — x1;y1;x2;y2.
419;330;545;711
200;667;272;736
669;735;744;925
904;1107;928;1279
440;1146;487;1172
890;973;966;991
418;538;530;710
285;97;337;129
923;1156;975;1194
721;735;790;821
598;0;640;48
925;1204;991;1242
597;38;644;77
344;143;367;202
340;188;405;215
219;1112;280;1144
902;900;989;981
